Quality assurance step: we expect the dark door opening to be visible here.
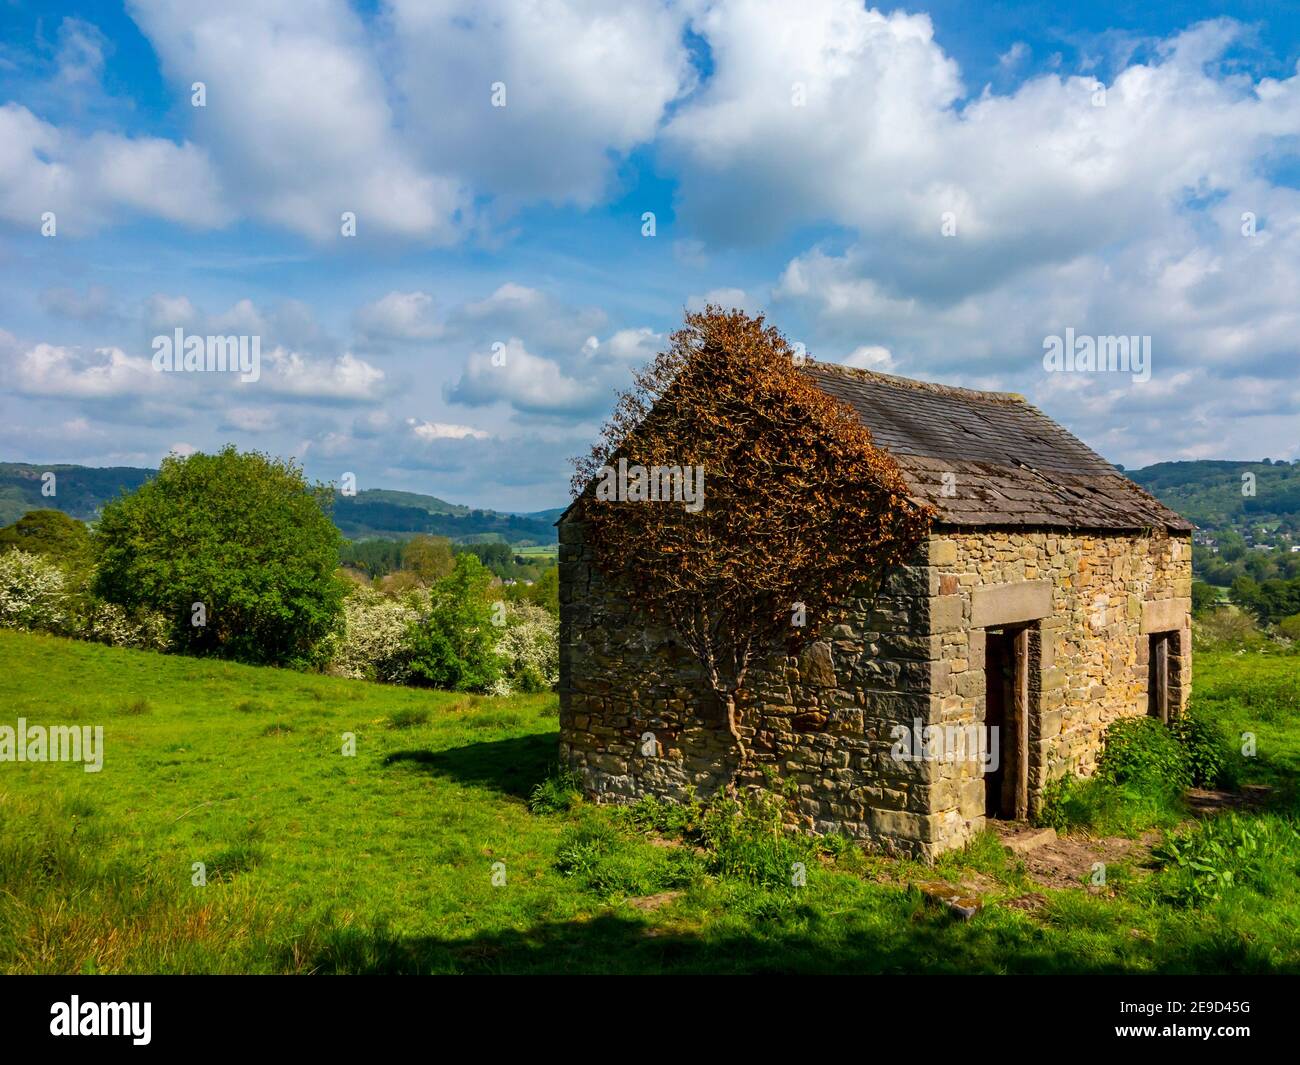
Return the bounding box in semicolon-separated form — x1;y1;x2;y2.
1148;632;1172;722
984;627;1029;820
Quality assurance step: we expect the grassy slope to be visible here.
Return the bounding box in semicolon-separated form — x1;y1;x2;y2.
1;631;1297;974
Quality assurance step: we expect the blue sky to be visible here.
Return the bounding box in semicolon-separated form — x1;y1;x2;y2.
0;0;1297;511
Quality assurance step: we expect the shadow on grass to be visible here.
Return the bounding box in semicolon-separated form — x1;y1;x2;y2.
291;907;1294;975
382;732;557;800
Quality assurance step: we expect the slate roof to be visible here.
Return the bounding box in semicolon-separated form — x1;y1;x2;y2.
805;363;1192;532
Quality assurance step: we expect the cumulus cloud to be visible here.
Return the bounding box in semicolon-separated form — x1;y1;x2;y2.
447;337;603;415
0;102;229;233
260;349;386;402
840;345;895;371
387;0;694;207
354;291;441;343
439;285;664;419
127;0;469;243
666;6;1299;299
406;418;490;441
9;343;156;399
110;0;694;241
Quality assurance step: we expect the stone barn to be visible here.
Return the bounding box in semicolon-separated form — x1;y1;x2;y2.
558;364;1193;859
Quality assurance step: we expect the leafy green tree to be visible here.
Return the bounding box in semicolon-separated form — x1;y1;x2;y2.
404;553;504;691
402;534;455;584
93;447;345;666
1217;530;1246;562
505;565;559;616
1190;580;1220;616
0;509;92;568
339;538;406;578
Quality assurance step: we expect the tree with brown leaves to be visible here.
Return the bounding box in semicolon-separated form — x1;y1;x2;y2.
573;307;932;792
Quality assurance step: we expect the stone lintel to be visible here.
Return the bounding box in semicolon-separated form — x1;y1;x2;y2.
970;579;1053;629
1140;597;1191;634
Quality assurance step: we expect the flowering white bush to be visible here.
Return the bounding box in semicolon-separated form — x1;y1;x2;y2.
80;599;172;651
0;550;67;631
327;584;423;683
492;600;559;695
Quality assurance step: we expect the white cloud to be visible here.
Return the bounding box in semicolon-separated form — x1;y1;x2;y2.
354;291;441;342
603;327;663;362
223;407;278;432
447;337;602;415
665;6;1299;298
387;0;694;207
260;349;386;402
10;343;156;398
127;0;469;243
998;41;1029;69
0;102;229;233
118;0;694;241
406;418;490;441
840;345;895;371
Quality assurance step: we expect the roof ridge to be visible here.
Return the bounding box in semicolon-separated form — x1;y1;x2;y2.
806;360;1027;406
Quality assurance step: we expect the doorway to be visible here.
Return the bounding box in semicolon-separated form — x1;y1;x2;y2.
1148;631;1174;722
984;626;1030;820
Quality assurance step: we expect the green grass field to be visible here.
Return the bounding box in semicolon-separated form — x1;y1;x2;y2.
1;629;1298;974
513;544;559;560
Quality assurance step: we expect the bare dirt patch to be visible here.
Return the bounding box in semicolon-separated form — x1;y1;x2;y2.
627;891;685;913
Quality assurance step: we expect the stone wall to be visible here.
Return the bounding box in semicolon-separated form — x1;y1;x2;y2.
558;508;1192;860
923;528;1191;853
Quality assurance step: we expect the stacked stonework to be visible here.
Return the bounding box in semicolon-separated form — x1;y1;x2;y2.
559;364;1195;860
559;508;1192;860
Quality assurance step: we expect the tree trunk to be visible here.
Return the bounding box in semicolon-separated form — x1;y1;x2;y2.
720;690;747;797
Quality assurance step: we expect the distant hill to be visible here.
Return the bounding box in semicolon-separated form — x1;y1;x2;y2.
1124;460;1300;540
0;462;560;545
330;495;556;542
0;463;154;527
10;457;1294;549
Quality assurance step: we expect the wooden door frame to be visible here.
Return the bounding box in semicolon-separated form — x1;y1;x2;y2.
985;624;1033;821
1011;626;1029;820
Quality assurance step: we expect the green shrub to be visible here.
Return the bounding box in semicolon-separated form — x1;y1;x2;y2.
1192;608;1271;653
699;784;816;890
1037;773;1138;834
555;817;699;897
528;767;583;815
77;598;172;651
1169;707;1237;788
404;555;504;692
622;793;703;837
1154;813;1300;907
1098;716;1190;796
92;447;345;668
